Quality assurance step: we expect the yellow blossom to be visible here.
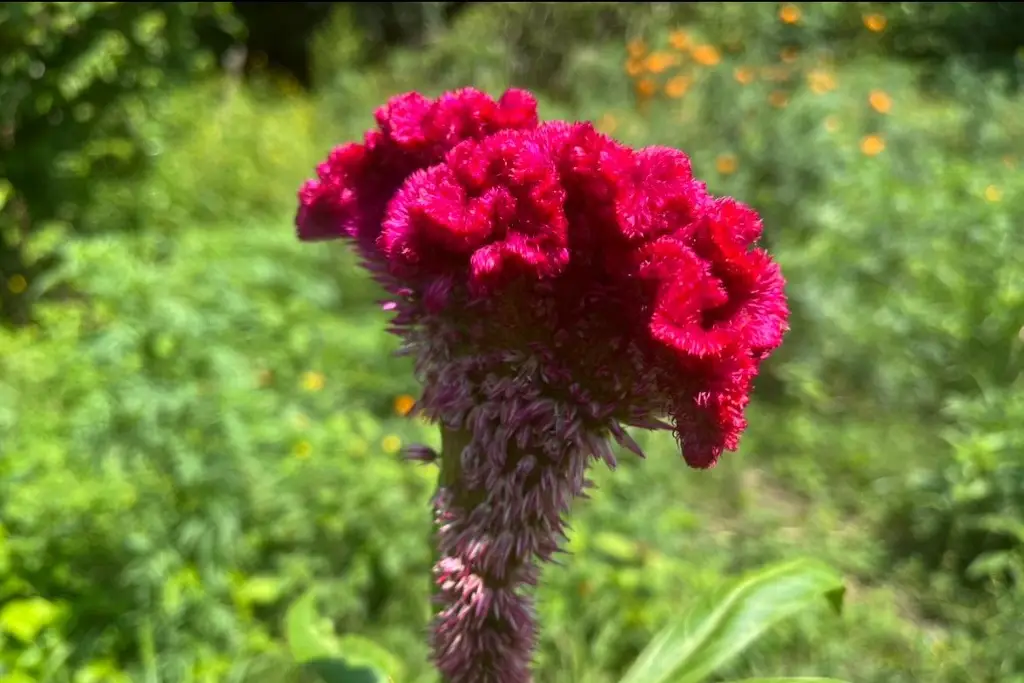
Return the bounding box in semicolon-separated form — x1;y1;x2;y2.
863;14;887;32
665;75;692;98
984;185;1002;202
869;90;892;113
597;113;618;134
381;434;402;454
807;69;836;94
7;274;27;294
716;153;738;175
292;440;312;459
779;4;801;24
691;45;721;67
301;371;325;392
394;394;416;416
733;67;755;85
860;134;885;156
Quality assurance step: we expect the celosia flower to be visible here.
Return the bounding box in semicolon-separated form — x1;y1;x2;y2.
295;88;788;683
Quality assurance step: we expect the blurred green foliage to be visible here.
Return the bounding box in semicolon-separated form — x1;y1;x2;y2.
0;1;240;325
2;2;1023;682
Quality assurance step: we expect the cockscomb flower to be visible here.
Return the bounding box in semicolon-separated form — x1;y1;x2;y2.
295;88;788;683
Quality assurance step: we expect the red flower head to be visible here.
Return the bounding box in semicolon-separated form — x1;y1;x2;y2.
296;88;539;247
296;89;788;683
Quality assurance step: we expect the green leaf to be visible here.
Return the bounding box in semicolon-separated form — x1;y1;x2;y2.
283;591;392;683
336;634;404;680
305;658;389;683
0;596;62;643
617;559;847;683
284;590;339;663
724;679;851;683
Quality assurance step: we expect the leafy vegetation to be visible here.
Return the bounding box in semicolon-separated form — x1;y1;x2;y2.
1;2;1022;682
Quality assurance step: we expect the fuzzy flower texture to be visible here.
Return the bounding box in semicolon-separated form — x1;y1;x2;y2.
296;88;788;683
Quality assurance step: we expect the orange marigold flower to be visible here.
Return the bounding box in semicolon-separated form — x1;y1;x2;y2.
692;45;721;66
644;52;678;74
868;89;892;113
635;78;657;98
627;38;647;58
665;75;692;98
860;134;885;156
779;4;801;24
863;14;887;32
394;394;417;416
669;30;689;51
734;66;755;85
716;153;738;175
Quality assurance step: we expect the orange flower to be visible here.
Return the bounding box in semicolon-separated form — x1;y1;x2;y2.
868;89;892;113
635;78;657;98
394;394;416;416
665;75;692;98
769;90;789;108
863;14;887;32
733;66;755;85
669;29;689;51
625;58;644;77
780;46;799;64
860;134;885;156
807;68;836;94
644;52;678;74
627;38;647;59
779;4;801;24
692;45;721;67
716;153;738;175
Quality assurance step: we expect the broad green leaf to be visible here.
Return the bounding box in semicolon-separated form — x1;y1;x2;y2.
284;590;339;663
617;559;846;683
337;634;404;680
284;591;392;683
0;596;62;643
724;679;850;683
306;658;389;683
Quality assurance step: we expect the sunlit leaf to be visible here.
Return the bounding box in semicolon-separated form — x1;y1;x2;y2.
617;559;847;683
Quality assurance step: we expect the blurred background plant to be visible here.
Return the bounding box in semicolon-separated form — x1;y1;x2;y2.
1;2;1022;682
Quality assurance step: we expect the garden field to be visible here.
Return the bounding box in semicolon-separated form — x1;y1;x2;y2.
1;3;1023;682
